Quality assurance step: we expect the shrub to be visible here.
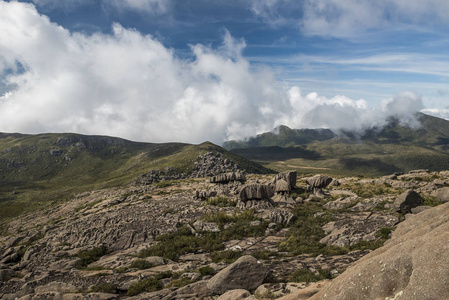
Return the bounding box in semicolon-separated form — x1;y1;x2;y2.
198;265;215;276
74;245;109;269
129;259;154;270
90;283;115;293
211;250;243;263
127;277;162;296
288;268;332;283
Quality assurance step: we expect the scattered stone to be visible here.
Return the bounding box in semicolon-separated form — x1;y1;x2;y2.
216;289;252;300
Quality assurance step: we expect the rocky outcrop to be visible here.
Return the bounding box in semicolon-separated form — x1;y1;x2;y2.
271;171;297;191
269;209;295;225
306;175;332;190
135;167;187;185
207;255;270;294
239;184;274;202
320;213;399;247
394;190;423;214
192;152;240;177
195;190;217;200
309;202;449;300
210;172;246;184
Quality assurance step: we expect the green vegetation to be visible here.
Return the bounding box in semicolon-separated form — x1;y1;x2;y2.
211;250;243;263
422;195;441;207
127;277;162;296
90;283;116;293
339;182;403;199
203;196;236;207
288;268;333;283
138;210;267;261
129;259;154;270
74;245;109;269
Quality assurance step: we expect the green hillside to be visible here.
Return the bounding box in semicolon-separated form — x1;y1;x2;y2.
226;113;449;176
0;133;271;220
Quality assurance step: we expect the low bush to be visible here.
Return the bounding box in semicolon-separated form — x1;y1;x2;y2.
288;268;332;283
127;277;162;296
74;245;109;269
129;259;154;270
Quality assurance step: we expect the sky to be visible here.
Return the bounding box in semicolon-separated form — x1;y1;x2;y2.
1;0;449;144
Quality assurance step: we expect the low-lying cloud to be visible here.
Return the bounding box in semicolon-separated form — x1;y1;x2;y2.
0;1;426;144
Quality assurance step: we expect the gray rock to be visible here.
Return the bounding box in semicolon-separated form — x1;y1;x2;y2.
269;209;295;225
306;175;332;189
394;190;423;214
274;179;291;193
211;172;246;184
217;289;252;300
195;190;217;200
272;171;297;190
431;187;449;203
239;184;274;202
207;255;270;294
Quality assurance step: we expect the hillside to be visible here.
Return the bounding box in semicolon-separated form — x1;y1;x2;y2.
0;133;272;220
225;113;449;176
1;167;449;299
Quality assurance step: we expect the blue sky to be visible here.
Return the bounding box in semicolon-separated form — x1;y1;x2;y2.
0;0;448;143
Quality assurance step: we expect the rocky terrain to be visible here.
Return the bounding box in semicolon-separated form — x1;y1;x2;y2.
1;167;449;299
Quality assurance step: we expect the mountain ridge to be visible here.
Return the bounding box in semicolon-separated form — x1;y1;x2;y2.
224;113;449;176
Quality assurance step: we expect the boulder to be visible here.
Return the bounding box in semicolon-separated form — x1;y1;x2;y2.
271;171;297;190
309;201;449;300
394;190;423;214
269;209;295;225
274;179;291;193
431;187;449;203
195;190;217;200
239;184;274;202
217;289;252;300
207;255;270;294
306;175;332;189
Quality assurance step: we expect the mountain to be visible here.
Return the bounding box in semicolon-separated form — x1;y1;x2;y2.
224;113;449;176
0;133;272;220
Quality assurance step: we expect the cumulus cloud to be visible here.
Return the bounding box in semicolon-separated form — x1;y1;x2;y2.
0;1;425;144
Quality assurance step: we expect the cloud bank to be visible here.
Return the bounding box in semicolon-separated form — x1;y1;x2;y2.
0;1;426;144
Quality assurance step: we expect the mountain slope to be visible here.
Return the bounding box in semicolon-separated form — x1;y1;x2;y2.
0;133;271;221
225;113;449;176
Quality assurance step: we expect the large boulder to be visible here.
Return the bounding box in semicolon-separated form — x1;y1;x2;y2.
274;179;291;193
239;184;274;202
271;171;297;190
207;255;270;294
394;190;423;214
309;202;449;300
306;175;332;189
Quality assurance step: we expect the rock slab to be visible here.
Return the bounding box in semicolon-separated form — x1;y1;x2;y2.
207;255;270;295
309;202;449;300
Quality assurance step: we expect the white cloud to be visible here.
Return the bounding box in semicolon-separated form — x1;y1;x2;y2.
300;0;449;38
0;1;426;144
